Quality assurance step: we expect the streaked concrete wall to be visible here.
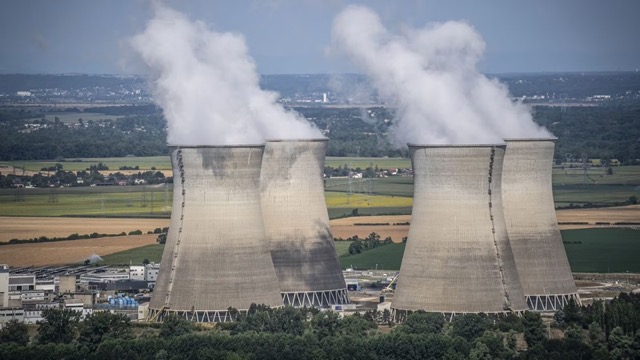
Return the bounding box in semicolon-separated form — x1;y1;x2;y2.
502;139;578;301
260;140;348;297
150;146;282;314
392;145;527;314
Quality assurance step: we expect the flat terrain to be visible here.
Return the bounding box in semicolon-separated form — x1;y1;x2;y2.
330;215;411;242
556;205;640;229
0;216;169;242
0;234;157;267
100;244;164;265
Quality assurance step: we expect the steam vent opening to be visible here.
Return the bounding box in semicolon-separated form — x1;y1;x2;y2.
260;139;350;307
148;145;283;323
392;144;528;321
502;138;580;311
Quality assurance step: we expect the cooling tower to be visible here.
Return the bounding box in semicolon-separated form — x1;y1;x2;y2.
502;138;579;311
260;139;349;307
148;145;283;322
392;145;528;320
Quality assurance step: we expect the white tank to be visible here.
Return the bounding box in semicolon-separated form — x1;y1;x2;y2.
260;139;349;307
149;145;283;322
502;138;579;311
392;144;528;320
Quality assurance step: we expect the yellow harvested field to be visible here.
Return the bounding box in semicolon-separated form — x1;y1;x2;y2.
556;205;640;225
0;217;169;242
0;234;157;267
330;215;411;243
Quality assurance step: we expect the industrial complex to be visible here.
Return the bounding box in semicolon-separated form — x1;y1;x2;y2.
0;138;582;324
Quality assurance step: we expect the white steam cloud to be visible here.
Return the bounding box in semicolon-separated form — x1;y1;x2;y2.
130;4;322;145
331;5;551;145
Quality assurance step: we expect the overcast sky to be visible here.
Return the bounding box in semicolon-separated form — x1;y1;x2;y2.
1;0;639;75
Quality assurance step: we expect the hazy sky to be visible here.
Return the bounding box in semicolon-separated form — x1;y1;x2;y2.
1;0;638;74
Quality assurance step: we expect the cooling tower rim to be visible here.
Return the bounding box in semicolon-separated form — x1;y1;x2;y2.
503;137;558;142
166;144;265;149
407;143;506;149
266;138;328;143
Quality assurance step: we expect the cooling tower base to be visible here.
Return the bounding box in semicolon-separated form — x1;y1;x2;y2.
147;308;254;323
392;309;526;323
281;288;350;308
526;293;581;312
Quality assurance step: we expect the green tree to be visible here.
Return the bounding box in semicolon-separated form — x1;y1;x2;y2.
36;308;81;344
78;311;132;350
609;326;634;360
522;312;547;348
450;314;492;342
398;311;445;335
0;319;29;345
159;314;193;338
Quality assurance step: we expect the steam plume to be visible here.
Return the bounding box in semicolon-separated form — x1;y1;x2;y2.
331;5;551;145
130;4;321;145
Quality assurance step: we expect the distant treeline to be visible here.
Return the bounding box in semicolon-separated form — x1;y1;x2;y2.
1;102;640;161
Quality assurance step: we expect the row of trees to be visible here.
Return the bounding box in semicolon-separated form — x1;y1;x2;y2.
2;293;640;359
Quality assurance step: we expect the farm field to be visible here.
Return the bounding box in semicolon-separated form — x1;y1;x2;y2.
0;185;172;217
325;191;412;209
333;241;352;257
556;205;640;228
100;244;164;265
330;215;411;242
0;234;158;267
339;243;406;271
0;216;169;242
1;156;171;173
336;228;640;272
563;228;640;273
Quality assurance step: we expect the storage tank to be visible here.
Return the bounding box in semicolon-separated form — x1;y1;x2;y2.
502;138;580;311
260;139;349;307
392;144;528;320
148;145;283;322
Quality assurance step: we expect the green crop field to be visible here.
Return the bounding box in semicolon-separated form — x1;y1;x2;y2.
2;156;171;173
339;243;406;270
562;228;640;273
325;191;412;209
0;186;172;217
336;228;640;272
333;241;353;257
325;177;414;197
99;244;164;265
328;206;412;219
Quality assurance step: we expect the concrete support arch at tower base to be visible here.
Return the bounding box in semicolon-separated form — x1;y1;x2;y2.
281;288;350;308
527;293;581;312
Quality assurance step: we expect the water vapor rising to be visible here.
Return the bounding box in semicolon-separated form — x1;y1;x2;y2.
130;4;321;145
331;6;551;145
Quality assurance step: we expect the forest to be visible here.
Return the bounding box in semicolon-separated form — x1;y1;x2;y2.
1;103;639;162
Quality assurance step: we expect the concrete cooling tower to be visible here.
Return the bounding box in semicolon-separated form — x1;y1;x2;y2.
149;145;283;322
392;145;528;320
502;138;579;311
260;139;349;307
